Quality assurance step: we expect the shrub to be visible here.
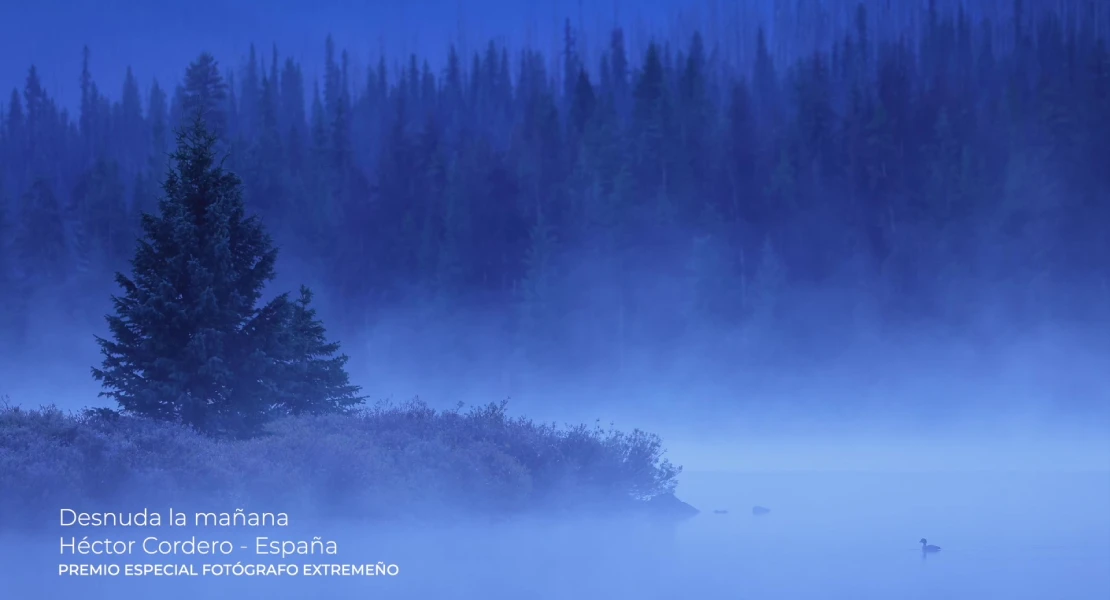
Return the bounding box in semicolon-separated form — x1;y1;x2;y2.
0;398;681;531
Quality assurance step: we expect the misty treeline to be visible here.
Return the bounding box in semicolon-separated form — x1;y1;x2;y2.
1;0;1108;375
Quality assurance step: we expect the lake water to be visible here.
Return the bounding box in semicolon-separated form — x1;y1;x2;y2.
3;470;1108;599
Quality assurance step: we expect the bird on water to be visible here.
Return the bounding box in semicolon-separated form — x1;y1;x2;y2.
919;538;941;553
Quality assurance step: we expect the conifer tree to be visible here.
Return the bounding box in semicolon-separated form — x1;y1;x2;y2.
14;179;68;284
569;67;596;136
0;191;11;291
0;190;26;344
180;53;228;138
148;80;169;160
271;285;364;416
92;115;301;436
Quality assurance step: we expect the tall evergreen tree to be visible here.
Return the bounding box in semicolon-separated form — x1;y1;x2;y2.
78;46;101;163
92;116;297;436
240;44;261;138
180;53;229;138
147;80;169;162
562;19;579;103
569;67;596;135
14;179;68;284
69;158;130;272
114;67;145;175
0;188;11;290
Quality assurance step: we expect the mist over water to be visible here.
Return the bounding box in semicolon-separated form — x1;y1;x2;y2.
3;0;1110;598
3;253;1109;599
2;466;1107;599
4;309;1109;598
2;260;1108;600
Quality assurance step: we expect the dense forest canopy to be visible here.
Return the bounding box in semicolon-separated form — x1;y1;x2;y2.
0;0;1108;398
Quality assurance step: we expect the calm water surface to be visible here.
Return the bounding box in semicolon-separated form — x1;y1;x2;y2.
3;470;1107;599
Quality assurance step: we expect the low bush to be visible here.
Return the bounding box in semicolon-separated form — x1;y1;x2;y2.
0;397;681;530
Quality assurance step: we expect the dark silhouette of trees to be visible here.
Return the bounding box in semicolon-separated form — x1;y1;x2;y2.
90;116;361;437
1;1;1107;373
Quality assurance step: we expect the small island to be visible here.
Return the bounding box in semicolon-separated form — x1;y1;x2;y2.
0;118;690;530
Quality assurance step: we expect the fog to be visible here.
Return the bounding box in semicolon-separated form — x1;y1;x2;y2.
2;299;1108;598
4;294;1109;455
1;462;1107;598
3;216;1109;599
3;0;1110;597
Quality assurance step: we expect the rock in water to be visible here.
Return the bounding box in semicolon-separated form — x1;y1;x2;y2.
643;493;700;520
751;505;770;516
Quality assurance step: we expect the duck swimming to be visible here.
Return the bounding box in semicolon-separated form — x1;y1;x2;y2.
919;538;941;553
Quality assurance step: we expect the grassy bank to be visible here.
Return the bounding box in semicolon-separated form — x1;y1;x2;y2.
0;397;686;530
